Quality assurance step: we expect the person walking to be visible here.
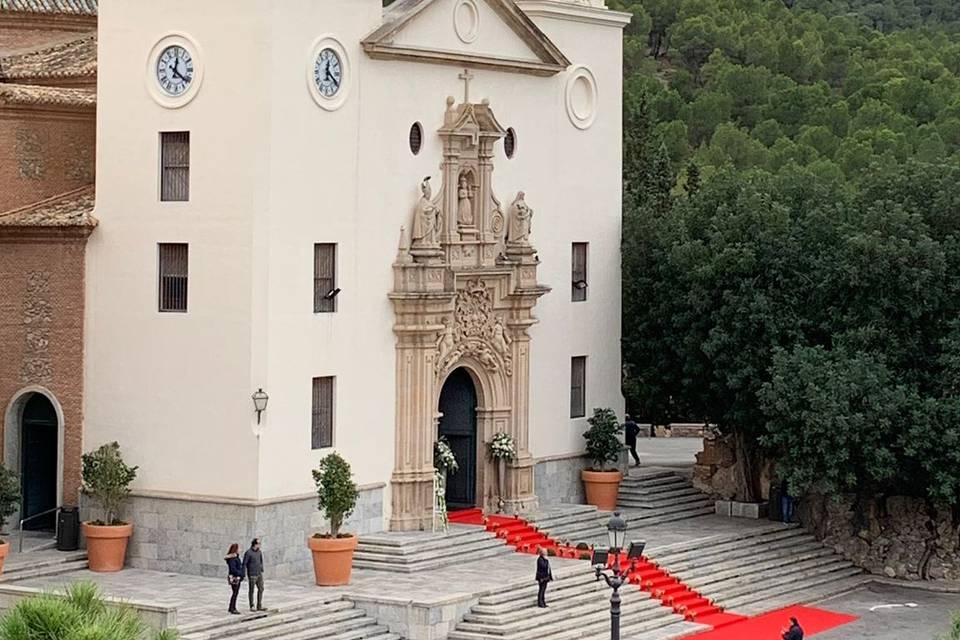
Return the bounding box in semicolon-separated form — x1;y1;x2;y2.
623;414;641;467
780;478;795;525
781;616;804;640
243;538;265;612
224;543;243;615
535;547;553;608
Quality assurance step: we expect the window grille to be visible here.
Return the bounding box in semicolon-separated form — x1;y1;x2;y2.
312;376;334;449
570;356;586;419
314;243;337;313
158;243;188;312
572;242;588;302
160;131;190;202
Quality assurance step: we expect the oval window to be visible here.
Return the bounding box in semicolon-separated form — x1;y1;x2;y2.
409;122;423;155
504;127;517;159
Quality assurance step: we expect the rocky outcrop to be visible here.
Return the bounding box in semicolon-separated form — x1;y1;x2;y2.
800;493;960;581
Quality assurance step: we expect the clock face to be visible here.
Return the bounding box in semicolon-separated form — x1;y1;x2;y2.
313;48;343;98
156;45;194;97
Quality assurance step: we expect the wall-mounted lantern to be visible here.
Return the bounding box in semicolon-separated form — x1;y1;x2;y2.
252;388;269;424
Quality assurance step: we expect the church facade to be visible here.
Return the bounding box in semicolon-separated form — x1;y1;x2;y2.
12;0;630;577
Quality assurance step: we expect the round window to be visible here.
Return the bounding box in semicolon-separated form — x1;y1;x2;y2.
504;127;517;159
409;122;423;155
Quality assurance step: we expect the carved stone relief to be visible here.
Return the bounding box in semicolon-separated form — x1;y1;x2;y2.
436;279;513;377
22;271;52;384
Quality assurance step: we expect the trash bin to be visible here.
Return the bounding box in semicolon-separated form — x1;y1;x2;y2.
57;507;80;551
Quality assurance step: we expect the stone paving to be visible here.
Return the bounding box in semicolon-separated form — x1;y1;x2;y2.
11;549;585;629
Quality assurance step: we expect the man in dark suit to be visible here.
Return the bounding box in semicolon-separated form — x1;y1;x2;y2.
623;415;641;467
782;617;804;640
535;547;553;608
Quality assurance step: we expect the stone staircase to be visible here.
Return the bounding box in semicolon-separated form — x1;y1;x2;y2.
353;525;513;573
617;469;714;524
0;549;88;583
446;562;702;640
647;523;867;616
178;597;402;640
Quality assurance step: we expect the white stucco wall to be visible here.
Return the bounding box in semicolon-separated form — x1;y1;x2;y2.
86;0;627;515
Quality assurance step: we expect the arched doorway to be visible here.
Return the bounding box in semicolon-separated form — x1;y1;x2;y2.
438;368;478;510
20;394;58;530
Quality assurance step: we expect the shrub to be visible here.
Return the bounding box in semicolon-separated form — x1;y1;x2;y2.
0;466;20;542
312;452;359;538
81;442;138;526
576;542;590;551
583;408;622;471
0;581;178;640
936;613;960;640
546;548;556;557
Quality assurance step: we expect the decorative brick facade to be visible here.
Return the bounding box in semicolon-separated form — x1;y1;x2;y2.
0;223;92;507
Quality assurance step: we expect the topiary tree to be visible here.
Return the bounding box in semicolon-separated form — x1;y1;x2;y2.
81;442;138;526
0;465;20;542
312;452;359;539
583;408;622;472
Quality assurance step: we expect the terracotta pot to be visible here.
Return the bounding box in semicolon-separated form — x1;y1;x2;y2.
581;469;622;511
0;540;9;575
83;522;133;572
308;534;357;586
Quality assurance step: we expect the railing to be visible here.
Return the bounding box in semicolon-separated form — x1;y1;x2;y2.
18;506;60;553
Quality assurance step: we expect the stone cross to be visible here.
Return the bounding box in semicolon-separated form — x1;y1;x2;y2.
459;69;474;103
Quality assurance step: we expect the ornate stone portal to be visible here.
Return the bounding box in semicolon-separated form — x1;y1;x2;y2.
389;86;549;531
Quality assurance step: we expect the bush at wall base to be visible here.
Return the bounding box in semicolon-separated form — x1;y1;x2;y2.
310;452;360;586
0;464;20;575
81;442;138;572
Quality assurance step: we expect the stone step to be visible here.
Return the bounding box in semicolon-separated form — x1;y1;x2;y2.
238;612;375;640
0;558;89;582
356;525;495;553
628;620;707;640
617;489;705;507
665;538;826;574
706;561;862;605
618;498;715;515
728;574;868;616
527;506;601;530
717;567;865;613
459;588;662;635
270;620;392;640
695;554;856;596
354;543;512;573
629;468;677;480
648;524;804;564
681;546;838;591
354;533;511;567
179;601;351;640
475;568;600;609
618;485;702;500
623;475;689;488
448;595;681;640
619;480;696;495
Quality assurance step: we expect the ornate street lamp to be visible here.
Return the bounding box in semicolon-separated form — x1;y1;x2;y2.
595;511;630;640
252;388;269;424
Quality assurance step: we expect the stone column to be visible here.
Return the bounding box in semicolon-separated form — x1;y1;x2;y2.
504;326;537;514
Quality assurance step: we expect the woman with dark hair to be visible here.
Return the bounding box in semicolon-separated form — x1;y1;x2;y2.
225;543;243;614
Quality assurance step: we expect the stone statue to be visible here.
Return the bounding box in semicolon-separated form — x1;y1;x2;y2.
507;192;533;244
411;178;441;247
492;317;511;358
457;175;474;227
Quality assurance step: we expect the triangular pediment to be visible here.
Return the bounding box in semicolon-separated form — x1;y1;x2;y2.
362;0;569;77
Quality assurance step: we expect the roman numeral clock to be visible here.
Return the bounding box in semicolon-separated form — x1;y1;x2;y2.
307;36;350;111
147;34;204;108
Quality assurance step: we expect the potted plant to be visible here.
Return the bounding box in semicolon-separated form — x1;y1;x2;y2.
81;442;137;572
488;432;516;512
0;465;20;575
581;408;623;510
309;452;359;586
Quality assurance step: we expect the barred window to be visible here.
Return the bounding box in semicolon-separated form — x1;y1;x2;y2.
313;243;337;313
572;242;588;302
158;243;188;312
570;356;586;419
312;376;334;449
160;132;189;202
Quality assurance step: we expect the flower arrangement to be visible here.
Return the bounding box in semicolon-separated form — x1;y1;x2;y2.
434;467;449;531
488;432;517;461
434;437;459;474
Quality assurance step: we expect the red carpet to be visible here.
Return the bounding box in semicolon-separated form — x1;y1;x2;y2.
680;605;857;639
446;508;738;627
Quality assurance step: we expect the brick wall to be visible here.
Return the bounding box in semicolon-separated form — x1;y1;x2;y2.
0;110;95;213
0;232;88;506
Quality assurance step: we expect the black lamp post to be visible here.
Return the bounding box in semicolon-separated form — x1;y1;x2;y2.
594;511;629;640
